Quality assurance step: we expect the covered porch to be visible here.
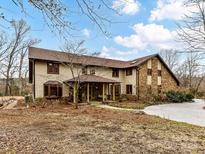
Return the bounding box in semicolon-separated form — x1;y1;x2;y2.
64;75;120;104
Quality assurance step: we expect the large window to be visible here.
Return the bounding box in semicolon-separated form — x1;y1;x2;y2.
126;85;132;94
44;83;62;98
126;68;132;76
112;69;119;77
47;62;59;74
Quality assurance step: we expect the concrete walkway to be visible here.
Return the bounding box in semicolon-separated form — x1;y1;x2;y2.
143;99;205;127
3;100;18;109
95;104;137;112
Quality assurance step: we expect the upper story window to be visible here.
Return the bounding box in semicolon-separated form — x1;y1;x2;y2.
82;67;87;75
90;69;95;75
47;62;59;74
147;69;152;76
112;69;119;77
158;70;162;76
126;68;132;76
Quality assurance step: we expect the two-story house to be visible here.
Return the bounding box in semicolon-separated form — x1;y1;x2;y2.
28;47;180;103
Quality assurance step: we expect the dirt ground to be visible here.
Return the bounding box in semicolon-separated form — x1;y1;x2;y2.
0;103;205;153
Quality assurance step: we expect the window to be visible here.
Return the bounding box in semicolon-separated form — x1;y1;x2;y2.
44;84;62;98
90;69;95;75
126;85;132;94
147;69;152;76
29;60;33;83
158;85;162;95
126;68;132;76
158;70;162;76
115;85;121;96
47;62;59;74
112;69;119;77
82;68;87;75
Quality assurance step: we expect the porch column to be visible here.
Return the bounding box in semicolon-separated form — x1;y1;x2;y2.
68;84;70;96
73;82;76;103
91;84;93;100
87;83;90;103
102;83;105;102
112;83;115;101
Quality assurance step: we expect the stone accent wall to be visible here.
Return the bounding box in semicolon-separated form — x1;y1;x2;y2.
138;57;178;100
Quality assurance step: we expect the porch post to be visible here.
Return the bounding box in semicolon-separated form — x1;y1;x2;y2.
68;84;70;96
87;83;90;103
91;84;93;100
102;83;105;102
73;82;76;103
112;83;115;101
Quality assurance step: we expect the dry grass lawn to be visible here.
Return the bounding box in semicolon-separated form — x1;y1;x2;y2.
0;103;205;153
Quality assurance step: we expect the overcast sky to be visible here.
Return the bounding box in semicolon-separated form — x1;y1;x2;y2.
1;0;189;60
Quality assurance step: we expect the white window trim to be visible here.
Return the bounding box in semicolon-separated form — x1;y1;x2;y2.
147;60;152;69
147;76;152;85
158;61;162;70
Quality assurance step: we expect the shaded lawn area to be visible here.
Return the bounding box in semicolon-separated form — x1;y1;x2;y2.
0;105;205;153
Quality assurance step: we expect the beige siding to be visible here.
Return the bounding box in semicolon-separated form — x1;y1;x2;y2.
34;56;178;99
124;68;136;94
34;61;128;98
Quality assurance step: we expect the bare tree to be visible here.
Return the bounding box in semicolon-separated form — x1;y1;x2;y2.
18;39;39;95
0;0;118;37
176;52;205;95
177;0;205;53
160;49;179;72
0;19;38;96
60;40;87;109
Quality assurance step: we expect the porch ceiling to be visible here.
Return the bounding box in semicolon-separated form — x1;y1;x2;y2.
64;75;120;83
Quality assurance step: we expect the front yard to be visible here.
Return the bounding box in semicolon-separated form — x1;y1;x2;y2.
0;103;205;153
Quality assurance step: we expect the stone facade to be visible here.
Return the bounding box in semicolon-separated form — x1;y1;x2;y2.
138;57;178;100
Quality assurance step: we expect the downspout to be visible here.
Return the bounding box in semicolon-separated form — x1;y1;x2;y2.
33;59;36;99
136;66;140;100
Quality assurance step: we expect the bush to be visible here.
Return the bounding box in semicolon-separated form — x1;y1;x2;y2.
185;93;194;101
166;90;194;103
119;94;138;102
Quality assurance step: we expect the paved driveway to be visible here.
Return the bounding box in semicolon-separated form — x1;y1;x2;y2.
143;99;205;127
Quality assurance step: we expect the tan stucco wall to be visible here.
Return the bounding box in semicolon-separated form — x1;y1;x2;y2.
124;68;137;95
34;61;137;98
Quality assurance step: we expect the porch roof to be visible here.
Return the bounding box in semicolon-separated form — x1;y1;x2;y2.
44;81;62;85
64;75;120;83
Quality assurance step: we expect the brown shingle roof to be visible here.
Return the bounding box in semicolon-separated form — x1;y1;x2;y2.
44;81;62;85
64;75;120;83
28;47;180;85
29;47;130;68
